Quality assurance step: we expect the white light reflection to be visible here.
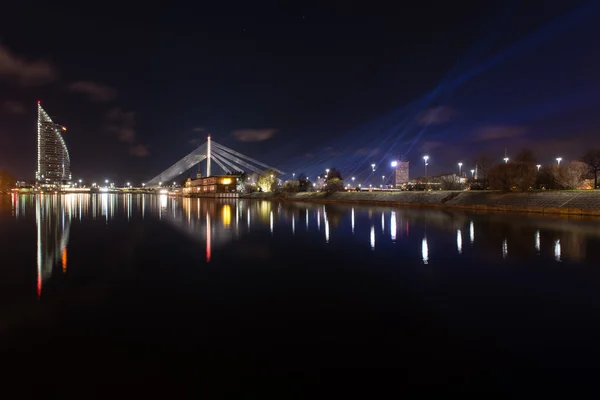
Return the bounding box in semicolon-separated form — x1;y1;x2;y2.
351;208;355;234
206;212;211;262
292;214;295;235
325;215;329;243
554;239;561;262
247;208;251;229
270;210;273;234
535;230;540;253
390;211;396;241
469;221;474;244
370;226;375;250
317;209;320;231
456;229;462;254
381;212;385;233
502;239;508;259
305;208;309;229
422;237;428;264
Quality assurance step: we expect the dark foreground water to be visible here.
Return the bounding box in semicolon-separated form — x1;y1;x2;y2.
2;193;600;395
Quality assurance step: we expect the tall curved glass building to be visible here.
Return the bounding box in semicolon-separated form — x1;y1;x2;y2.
36;102;71;185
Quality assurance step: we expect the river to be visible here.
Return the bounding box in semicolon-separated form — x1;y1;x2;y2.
2;193;600;393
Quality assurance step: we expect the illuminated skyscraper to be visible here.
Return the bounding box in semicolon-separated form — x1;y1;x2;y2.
395;161;409;186
36;102;71;184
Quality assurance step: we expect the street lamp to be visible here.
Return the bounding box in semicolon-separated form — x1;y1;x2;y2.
325;169;330;176
556;157;562;165
142;183;146;187
105;179;109;188
159;181;162;187
471;169;475;178
458;162;462;176
292;173;295;179
391;161;398;167
504;157;509;164
536;164;541;172
423;155;429;179
371;163;376;172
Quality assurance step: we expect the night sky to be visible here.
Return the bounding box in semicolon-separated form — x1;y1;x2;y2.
1;0;600;184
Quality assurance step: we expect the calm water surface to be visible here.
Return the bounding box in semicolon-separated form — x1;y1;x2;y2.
2;193;600;394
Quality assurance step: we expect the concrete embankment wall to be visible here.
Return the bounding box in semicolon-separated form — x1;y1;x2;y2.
243;191;600;216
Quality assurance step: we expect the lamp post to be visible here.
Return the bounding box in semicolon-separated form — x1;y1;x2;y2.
352;176;355;188
471;169;475;178
371;163;376;187
556;157;562;166
536;164;541;172
504;157;509;164
458;162;462;176
423;156;429;180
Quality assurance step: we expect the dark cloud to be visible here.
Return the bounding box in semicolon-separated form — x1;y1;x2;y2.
3;100;26;114
0;43;58;85
232;128;277;142
68;81;117;102
129;144;149;157
415;106;456;126
192;127;205;132
473;125;528;142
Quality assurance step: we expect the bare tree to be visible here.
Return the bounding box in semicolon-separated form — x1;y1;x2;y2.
550;161;588;189
514;148;537;164
439;174;466;190
474;154;493;181
488;163;536;191
581;149;600;189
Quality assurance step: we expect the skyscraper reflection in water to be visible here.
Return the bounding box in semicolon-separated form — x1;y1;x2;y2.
35;195;71;297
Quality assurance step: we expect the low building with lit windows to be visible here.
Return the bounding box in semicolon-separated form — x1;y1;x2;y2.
183;175;239;197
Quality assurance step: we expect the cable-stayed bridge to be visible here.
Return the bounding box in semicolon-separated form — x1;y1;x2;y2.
147;137;284;187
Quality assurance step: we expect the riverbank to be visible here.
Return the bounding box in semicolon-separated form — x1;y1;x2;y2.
243;190;600;216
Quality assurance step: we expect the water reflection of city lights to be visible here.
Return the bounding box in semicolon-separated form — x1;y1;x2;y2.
351;208;355;234
390;211;396;241
270;210;273;234
502;239;508;259
247;208;251;229
206;212;211;262
469;221;474;244
325;215;329;243
381;212;385;233
306;209;309;230
422;237;428;264
317;210;320;231
535;230;540;253
292;215;295;235
370;226;375;250
456;229;462;255
555;239;561;262
222;205;231;227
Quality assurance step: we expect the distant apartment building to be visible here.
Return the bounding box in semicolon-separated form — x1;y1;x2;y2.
395;161;409;187
36;102;71;185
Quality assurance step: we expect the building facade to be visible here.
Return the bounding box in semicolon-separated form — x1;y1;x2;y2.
183;175;238;195
395;161;409;187
36;102;71;185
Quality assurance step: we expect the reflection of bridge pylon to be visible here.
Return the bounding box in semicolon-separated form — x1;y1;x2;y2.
147;136;284;187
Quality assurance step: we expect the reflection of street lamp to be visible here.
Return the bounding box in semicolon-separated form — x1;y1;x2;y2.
556;157;562;165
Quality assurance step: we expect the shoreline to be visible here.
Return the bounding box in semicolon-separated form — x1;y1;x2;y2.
241;191;600;217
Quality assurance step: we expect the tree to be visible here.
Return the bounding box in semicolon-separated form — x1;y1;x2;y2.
550;161;588;189
281;180;300;193
257;169;280;192
439;174;466;190
0;170;15;192
581;149;600;189
488;162;536;191
325;177;344;193
326;168;343;181
297;173;311;192
474;154;493;181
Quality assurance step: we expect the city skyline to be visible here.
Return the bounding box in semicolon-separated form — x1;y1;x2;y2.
1;1;600;183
